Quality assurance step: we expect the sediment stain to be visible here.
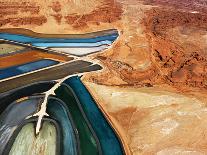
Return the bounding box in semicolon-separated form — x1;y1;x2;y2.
0;50;72;68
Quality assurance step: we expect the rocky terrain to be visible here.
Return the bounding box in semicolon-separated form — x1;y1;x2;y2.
1;0;207;154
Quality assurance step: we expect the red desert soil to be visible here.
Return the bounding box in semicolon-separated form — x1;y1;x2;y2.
86;6;207;91
142;8;207;90
1;0;207;154
142;0;207;14
0;1;47;27
64;0;123;28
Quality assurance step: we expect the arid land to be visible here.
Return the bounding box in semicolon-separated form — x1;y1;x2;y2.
1;0;207;154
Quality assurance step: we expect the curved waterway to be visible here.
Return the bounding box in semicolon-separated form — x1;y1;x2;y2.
0;29;124;155
0;29;119;56
64;76;124;155
47;97;78;155
0;76;125;155
55;84;102;155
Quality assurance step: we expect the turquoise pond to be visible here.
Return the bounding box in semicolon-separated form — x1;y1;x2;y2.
0;76;124;155
65;76;124;155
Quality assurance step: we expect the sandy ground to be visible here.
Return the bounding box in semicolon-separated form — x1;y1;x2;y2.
84;81;207;154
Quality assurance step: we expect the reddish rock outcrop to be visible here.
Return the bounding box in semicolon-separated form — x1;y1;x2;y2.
0;1;46;27
0;16;47;27
143;8;207;90
65;0;123;28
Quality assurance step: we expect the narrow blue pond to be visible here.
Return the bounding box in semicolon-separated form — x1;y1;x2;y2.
47;97;78;155
32;41;112;48
64;76;124;155
0;33;118;48
0;59;59;80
